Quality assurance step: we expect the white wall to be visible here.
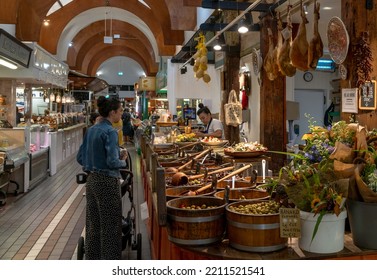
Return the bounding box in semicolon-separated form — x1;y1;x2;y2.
167;59;221;116
96;56;145;86
294;70;339;105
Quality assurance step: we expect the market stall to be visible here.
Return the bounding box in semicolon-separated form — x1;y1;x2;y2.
139;132;377;260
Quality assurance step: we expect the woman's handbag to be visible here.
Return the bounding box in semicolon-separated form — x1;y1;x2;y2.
224;89;243;127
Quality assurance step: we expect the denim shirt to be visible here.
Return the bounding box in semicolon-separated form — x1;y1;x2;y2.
77;119;127;178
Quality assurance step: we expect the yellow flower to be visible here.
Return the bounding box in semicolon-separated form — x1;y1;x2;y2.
311;197;321;210
335;195;343;206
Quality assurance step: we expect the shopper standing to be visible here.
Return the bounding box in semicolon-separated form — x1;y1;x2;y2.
122;107;134;144
77;96;128;260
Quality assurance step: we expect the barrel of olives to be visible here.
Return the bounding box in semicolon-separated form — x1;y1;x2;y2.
214;188;270;203
226;200;287;252
216;179;256;189
165;185;214;201
166;196;226;245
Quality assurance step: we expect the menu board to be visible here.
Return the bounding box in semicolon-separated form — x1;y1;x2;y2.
359;80;376;110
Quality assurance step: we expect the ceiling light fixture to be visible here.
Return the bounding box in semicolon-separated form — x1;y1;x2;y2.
213;37;222;51
213;34;225;51
0;58;18;69
104;9;113;44
43;19;50;26
237;18;249;33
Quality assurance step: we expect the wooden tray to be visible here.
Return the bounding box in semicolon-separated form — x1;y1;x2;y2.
224;149;266;158
174;141;198;146
201;140;228;146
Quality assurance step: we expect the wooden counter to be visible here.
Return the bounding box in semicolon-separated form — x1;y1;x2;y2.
139;136;377;260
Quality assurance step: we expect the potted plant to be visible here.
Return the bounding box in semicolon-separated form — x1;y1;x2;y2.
276;118;359;253
347;128;377;249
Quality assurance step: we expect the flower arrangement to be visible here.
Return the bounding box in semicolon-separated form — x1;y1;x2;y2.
301;115;355;164
273;117;364;243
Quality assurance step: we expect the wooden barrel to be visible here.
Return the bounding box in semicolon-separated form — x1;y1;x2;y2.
165;185;213;201
226;201;287;252
166;196;226;245
214;188;269;202
216;179;256;190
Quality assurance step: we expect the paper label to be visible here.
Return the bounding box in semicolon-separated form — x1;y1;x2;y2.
279;208;301;238
281;28;292;41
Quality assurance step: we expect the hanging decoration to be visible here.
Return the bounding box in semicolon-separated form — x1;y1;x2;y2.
192;33;211;84
353;31;373;86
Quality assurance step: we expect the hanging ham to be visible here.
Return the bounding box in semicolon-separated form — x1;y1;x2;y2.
308;0;324;70
263;28;279;81
277;9;296;77
290;0;309;72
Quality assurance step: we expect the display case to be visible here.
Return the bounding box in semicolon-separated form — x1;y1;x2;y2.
0;129;29;203
27;125;50;189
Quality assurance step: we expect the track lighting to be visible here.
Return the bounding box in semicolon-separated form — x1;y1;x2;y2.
213;33;225;51
213;38;222;51
237;18;249;34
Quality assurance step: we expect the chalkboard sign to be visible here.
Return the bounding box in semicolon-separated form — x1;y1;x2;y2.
359;80;376;110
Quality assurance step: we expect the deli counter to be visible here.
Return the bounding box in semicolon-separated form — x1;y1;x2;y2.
0;129;29;205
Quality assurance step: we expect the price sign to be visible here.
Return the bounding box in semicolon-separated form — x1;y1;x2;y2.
279;208;301;238
359;80;376;110
342;88;358;113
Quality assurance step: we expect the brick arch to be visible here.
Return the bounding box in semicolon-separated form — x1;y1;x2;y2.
87;46;157;77
77;34;157;76
16;0;182;56
67;20;155;68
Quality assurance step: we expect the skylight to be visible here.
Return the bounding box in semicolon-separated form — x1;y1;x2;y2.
138;0;151;9
46;0;74;16
46;0;149;17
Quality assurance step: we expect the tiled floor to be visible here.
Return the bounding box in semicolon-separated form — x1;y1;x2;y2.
0;144;150;260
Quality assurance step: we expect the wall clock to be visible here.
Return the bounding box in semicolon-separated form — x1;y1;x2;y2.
303;71;313;82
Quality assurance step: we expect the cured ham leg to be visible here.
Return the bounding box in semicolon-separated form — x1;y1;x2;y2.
308;0;324;69
277;8;296;77
263;28;279;81
290;0;309;72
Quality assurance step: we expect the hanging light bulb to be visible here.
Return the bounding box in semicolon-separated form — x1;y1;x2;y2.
213;33;225;51
237;17;249;34
50;92;55;102
62;94;66;103
213;38;222;51
56;94;61;103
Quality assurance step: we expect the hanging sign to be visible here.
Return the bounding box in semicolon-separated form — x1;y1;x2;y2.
341;88;358;113
0;29;32;68
359;80;376;110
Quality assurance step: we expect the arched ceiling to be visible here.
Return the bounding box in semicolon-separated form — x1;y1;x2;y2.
1;0;200;78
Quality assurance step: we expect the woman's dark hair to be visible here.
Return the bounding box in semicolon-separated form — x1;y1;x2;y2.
97;96;121;117
197;104;211;115
89;112;100;124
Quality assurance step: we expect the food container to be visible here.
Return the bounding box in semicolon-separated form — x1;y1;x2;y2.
214;188;269;202
166;196;226;245
226;200;287;252
165;185;211;201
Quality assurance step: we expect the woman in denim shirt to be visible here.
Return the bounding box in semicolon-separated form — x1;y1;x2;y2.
77;96;127;259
